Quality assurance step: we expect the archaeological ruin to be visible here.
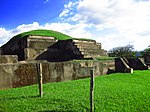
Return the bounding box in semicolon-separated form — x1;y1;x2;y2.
0;29;107;62
0;29;149;90
0;29;110;89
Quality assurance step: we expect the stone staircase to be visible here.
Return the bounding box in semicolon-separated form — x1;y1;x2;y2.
1;35;107;61
73;39;107;58
23;36;107;60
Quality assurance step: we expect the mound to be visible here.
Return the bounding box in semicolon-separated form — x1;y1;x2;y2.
12;29;73;40
0;29;84;61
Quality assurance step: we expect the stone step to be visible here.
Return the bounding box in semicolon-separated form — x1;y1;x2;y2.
28;41;56;49
75;43;99;47
73;39;96;43
76;45;100;49
81;51;102;56
74;42;97;46
79;49;103;53
83;54;100;58
73;39;107;58
79;47;101;51
75;43;101;48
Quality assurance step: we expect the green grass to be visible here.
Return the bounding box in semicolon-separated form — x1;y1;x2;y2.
95;56;116;61
13;29;73;40
73;56;116;62
0;70;150;112
12;29;94;41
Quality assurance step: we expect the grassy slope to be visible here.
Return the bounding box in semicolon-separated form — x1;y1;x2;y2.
12;29;95;41
13;29;72;40
0;70;150;112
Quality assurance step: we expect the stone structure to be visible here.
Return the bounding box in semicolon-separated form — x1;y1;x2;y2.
73;39;106;58
0;55;18;64
1;29;148;90
115;58;133;73
35;39;84;62
144;54;150;66
0;29;109;89
0;60;115;89
0;34;106;62
126;58;148;70
115;57;148;73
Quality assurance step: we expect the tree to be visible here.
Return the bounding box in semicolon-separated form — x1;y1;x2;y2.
141;47;150;56
108;44;135;58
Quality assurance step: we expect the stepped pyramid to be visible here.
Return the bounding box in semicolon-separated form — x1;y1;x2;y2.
0;29;107;62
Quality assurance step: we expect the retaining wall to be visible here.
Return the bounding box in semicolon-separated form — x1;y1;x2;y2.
0;60;114;90
115;57;148;73
115;58;133;73
127;58;148;70
144;55;150;66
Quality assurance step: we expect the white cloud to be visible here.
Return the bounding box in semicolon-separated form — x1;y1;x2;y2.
66;0;150;50
15;22;41;33
0;22;92;47
0;22;43;46
59;1;79;21
0;28;10;39
44;0;49;4
59;1;73;18
1;0;150;51
0;28;11;45
44;22;92;38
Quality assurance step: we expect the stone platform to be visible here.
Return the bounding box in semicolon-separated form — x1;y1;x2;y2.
0;60;115;89
0;35;107;62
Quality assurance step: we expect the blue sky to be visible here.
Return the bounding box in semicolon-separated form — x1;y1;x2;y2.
0;0;69;28
0;0;150;51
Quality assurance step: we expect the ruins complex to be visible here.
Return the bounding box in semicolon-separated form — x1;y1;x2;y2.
1;29;147;90
0;29;110;89
0;29;107;62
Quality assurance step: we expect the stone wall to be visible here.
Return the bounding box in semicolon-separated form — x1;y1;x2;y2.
127;58;148;70
0;48;1;54
35;40;84;62
0;60;115;90
26;37;107;61
0;55;18;64
25;36;57;60
144;55;150;66
115;58;133;73
115;57;148;73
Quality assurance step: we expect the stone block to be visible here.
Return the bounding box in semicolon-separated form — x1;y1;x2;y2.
0;59;115;90
144;55;150;65
0;55;18;64
0;48;1;54
115;58;133;73
127;58;148;70
0;63;19;89
27;36;56;49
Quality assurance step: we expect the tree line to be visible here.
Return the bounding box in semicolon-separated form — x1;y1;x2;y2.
108;44;150;58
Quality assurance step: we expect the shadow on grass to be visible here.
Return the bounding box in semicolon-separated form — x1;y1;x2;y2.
0;95;39;101
38;98;78;112
1;96;88;111
39;110;72;112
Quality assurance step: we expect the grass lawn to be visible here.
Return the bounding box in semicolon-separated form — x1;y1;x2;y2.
13;29;73;40
95;56;116;61
12;29;94;41
0;70;150;112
